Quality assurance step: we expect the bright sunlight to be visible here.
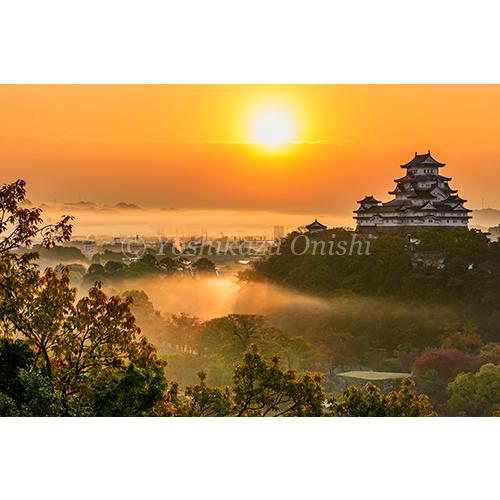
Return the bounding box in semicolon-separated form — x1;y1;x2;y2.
249;108;297;149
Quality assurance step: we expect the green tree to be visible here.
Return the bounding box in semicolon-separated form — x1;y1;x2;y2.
2;268;167;415
0;338;61;416
193;257;217;275
478;343;500;365
0;338;34;397
183;372;233;416
104;260;126;274
0;179;167;416
159;256;179;274
231;346;324;416
447;364;500;416
198;314;280;362
165;313;202;348
329;379;434;417
415;369;448;410
83;262;106;285
180;345;325;417
0;180;73;255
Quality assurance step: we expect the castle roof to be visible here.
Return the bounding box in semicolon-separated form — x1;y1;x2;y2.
441;195;468;206
356;195;381;204
401;151;445;168
394;174;451;183
305;219;327;230
408;190;435;199
355;198;471;214
389;180;456;195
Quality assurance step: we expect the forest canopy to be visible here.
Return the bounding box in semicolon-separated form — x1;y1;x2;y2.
1;180;499;416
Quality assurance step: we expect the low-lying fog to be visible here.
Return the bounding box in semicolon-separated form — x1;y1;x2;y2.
41;206;354;238
102;275;331;320
96;275;456;346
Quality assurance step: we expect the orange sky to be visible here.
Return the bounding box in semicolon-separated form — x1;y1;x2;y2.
1;85;500;215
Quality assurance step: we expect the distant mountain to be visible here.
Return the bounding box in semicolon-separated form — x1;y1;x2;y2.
65;201;95;207
471;208;500;228
114;202;141;210
63;201;96;210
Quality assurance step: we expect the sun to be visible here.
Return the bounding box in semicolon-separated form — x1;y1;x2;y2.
249;108;297;149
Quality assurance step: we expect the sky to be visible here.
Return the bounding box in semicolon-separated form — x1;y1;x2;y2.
1;85;500;218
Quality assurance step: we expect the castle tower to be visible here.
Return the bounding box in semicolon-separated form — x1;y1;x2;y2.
354;151;471;231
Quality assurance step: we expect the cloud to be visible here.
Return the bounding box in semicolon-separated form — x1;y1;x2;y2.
176;134;333;145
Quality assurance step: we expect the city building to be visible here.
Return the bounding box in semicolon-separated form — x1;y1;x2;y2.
273;225;285;239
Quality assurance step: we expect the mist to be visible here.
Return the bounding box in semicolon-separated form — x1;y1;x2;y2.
41;205;354;238
92;274;458;352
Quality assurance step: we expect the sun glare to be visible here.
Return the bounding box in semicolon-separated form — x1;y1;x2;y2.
249;108;297;149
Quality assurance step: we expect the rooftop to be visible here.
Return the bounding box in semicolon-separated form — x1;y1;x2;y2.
354;201;471;214
401;150;446;169
357;195;381;204
394;174;451;183
305;219;327;229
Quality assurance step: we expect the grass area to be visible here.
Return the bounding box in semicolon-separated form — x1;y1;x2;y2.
337;370;412;381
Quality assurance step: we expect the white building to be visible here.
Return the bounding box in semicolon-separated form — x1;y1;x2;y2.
354;151;471;231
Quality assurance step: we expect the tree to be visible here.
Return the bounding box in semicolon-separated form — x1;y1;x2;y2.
198;314;280;362
0;179;72;255
55;262;87;284
0;338;35;397
21;244;87;263
183;372;232;417
165;313;202;348
179;345;325;417
447;364;500;416
0;179;73;316
478;343;500;365
329;379;434;417
412;348;479;381
267;335;313;371
159;256;179;274
2;268;167;415
231;345;324;416
0;179;167;416
122;289;158;319
193;257;217;275
415;369;448;410
441;326;482;354
83;262;106;285
0;338;60;416
104;260;126;274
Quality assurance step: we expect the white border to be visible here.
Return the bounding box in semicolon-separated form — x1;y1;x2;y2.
1;1;499;497
1;0;500;83
0;417;498;499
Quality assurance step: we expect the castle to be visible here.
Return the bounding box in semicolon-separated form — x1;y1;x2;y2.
354;151;471;231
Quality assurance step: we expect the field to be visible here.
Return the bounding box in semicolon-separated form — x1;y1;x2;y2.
337;371;412;381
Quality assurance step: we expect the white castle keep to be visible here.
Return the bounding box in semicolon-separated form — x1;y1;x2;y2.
354;151;471;231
